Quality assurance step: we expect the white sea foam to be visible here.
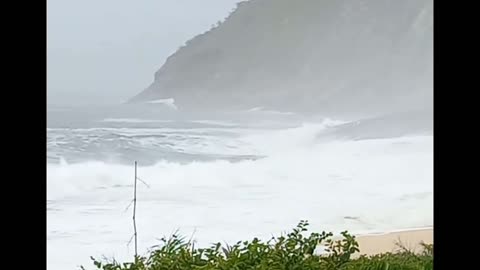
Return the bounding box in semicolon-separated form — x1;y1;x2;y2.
47;121;432;270
146;98;178;110
101;118;174;123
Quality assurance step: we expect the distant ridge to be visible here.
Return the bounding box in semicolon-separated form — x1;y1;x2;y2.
130;0;433;117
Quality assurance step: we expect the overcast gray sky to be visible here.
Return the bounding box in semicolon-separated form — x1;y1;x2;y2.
47;0;240;106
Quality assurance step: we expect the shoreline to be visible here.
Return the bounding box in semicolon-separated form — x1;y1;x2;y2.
357;225;433;235
354;227;433;256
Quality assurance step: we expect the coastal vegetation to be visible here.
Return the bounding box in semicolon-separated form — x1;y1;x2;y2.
83;221;433;270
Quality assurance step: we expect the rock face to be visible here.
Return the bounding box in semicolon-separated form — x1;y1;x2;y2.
130;0;433;116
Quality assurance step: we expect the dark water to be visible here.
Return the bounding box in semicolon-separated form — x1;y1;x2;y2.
47;104;301;165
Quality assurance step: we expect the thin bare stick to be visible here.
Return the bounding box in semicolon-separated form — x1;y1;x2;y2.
127;234;135;247
133;161;138;258
136;177;151;188
124;199;134;212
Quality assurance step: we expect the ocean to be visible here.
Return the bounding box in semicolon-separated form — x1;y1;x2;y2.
47;104;433;270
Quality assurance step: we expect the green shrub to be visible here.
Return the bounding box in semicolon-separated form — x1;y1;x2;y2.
82;221;433;270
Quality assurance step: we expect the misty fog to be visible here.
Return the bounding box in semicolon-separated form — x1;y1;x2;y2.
47;0;239;106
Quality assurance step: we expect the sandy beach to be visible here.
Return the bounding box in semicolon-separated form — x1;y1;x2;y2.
355;228;433;257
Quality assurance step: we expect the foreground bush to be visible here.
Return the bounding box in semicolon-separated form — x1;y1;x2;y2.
82;220;433;270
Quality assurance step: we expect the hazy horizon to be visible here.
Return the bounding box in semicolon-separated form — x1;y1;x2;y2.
47;0;240;106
